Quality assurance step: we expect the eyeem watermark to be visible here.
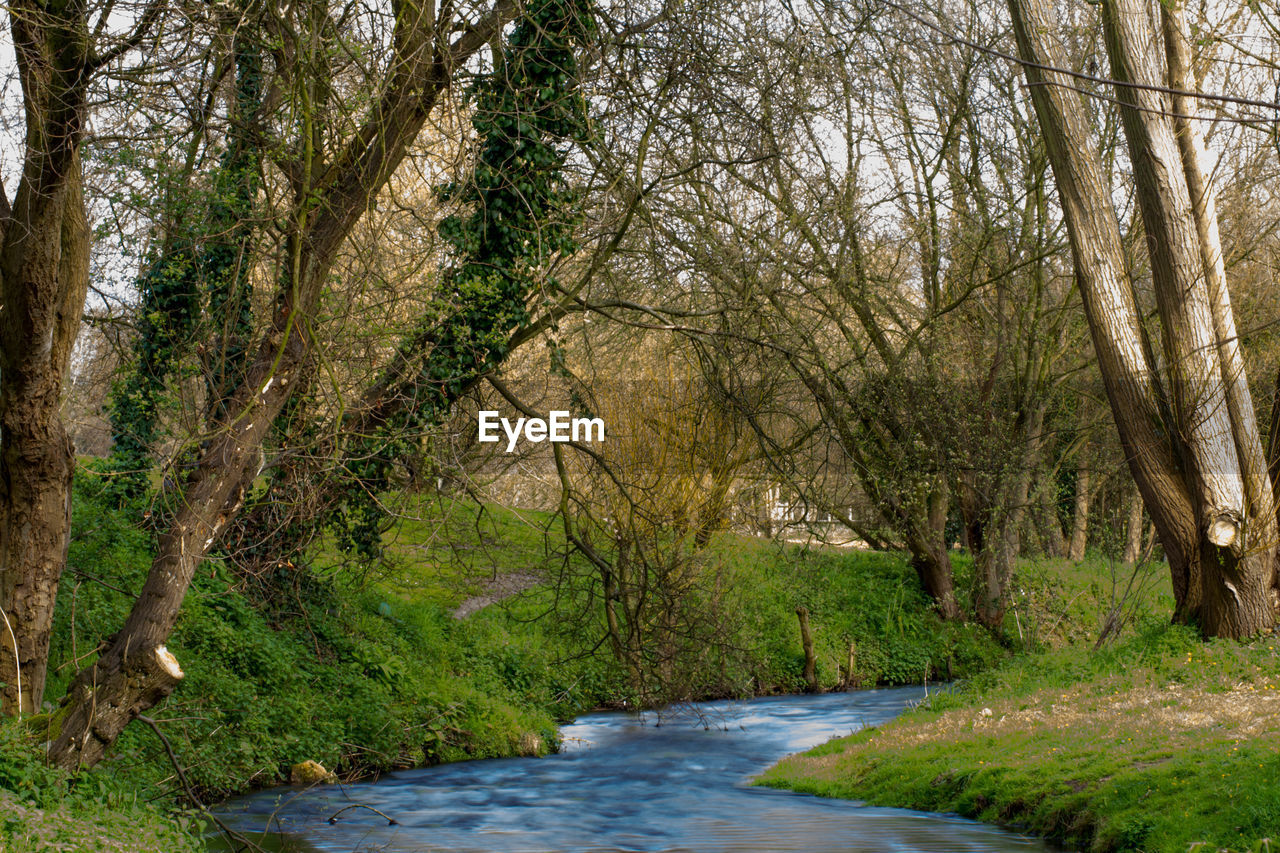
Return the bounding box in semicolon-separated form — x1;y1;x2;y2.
478;410;605;453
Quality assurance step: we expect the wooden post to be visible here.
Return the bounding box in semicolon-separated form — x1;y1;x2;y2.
795;606;818;693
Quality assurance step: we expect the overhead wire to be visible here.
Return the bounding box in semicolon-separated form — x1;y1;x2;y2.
874;0;1280;130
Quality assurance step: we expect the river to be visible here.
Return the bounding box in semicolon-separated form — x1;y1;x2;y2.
212;687;1052;852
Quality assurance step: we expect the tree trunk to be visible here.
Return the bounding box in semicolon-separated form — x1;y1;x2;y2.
1068;455;1092;562
972;406;1044;628
972;491;1026;629
1006;0;1276;637
1270;367;1280;527
795;606;818;693
1159;0;1279;616
0;0;93;715
905;484;961;620
1101;0;1275;636
959;470;985;556
1035;473;1067;558
1008;0;1200;606
0;174;87;714
1123;490;1144;566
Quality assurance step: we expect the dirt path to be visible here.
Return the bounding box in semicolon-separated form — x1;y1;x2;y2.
450;571;543;619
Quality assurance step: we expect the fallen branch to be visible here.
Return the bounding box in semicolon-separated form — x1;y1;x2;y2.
327;803;399;825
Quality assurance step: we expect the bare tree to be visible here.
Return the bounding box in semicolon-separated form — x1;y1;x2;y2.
541;340;757;702
589;0;1088;625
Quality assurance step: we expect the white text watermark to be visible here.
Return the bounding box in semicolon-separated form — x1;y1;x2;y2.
478;410;605;453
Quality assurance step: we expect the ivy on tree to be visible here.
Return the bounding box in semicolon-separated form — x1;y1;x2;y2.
106;35;264;502
239;0;598;563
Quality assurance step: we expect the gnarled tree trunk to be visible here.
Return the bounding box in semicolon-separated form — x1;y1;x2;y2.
904;483;962;620
0;0;93;715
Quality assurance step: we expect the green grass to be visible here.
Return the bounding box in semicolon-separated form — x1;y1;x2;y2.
313;494;559;610
348;493;1012;698
716;538;1007;690
997;553;1174;649
0;721;202;853
47;482;578;803
758;620;1280;852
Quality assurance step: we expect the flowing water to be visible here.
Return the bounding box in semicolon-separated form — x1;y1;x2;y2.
213;687;1053;852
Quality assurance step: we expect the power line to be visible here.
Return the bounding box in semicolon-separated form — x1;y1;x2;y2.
877;0;1280;122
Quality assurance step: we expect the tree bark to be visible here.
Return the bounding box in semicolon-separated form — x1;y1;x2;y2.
904;484;962;620
1160;0;1279;612
1123;489;1144;566
795;606;818;693
1100;0;1275;636
0;0;93;715
1068;454;1092;562
1270;367;1280;528
1008;0;1201;600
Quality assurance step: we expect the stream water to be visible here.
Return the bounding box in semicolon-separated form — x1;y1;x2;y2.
212;687;1053;852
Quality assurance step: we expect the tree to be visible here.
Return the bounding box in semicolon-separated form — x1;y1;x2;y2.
46;0;604;769
542;340;757;703
1006;0;1278;636
586;0;1087;625
0;0;169;716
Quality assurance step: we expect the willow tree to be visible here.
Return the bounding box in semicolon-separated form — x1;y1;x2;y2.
1007;0;1278;637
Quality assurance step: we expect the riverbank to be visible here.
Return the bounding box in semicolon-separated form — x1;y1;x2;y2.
3;479;1007;850
216;689;1048;852
758;621;1280;853
0;719;203;853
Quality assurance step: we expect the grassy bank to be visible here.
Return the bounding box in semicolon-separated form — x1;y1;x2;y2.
2;474;1008;849
0;721;202;853
758;621;1280;852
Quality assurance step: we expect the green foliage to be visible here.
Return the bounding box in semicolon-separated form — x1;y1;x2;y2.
724;542;1005;693
0;721;202;852
46;481;570;810
760;622;1280;852
319;495;1005;707
104;32;264;501
325;0;597;561
104;241;201;500
0;725;66;809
